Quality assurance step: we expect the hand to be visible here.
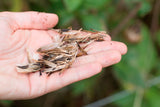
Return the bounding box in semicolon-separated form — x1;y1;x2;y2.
0;11;127;100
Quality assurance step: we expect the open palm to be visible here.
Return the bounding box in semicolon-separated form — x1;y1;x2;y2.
0;12;127;100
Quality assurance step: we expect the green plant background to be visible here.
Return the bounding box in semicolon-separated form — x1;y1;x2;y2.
1;0;160;107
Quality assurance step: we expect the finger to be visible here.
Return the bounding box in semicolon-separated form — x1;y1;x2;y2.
4;11;58;30
85;41;127;55
103;34;111;41
46;62;102;92
72;50;121;67
28;62;101;98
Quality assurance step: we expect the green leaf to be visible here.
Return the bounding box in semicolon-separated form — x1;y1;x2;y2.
143;87;160;107
49;0;75;27
154;59;160;75
57;10;74;27
71;74;99;96
82;0;110;10
64;0;83;12
49;0;65;12
136;26;157;73
124;0;141;8
113;92;135;107
114;61;145;87
11;0;22;12
124;0;151;17
81;15;106;30
138;1;152;17
113;25;157;87
156;30;160;47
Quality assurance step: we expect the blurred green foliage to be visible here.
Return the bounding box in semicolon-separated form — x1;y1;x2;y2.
114;25;157;87
1;0;160;107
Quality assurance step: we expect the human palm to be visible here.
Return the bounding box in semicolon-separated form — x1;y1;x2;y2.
0;12;127;100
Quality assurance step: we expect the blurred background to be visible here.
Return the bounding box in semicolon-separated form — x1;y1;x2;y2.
0;0;160;107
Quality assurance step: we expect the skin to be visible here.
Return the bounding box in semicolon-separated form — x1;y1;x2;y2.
0;11;127;100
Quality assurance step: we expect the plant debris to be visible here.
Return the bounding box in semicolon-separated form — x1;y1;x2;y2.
16;29;107;76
